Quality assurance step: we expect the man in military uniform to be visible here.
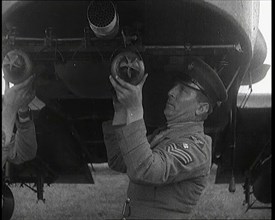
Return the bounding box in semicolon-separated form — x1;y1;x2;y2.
102;57;227;219
2;75;37;168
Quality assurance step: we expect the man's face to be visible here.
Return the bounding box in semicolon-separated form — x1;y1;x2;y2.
164;82;200;123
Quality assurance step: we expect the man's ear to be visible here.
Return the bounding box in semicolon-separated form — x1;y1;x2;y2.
195;102;209;116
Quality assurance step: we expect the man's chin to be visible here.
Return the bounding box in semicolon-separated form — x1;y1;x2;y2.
164;109;173;120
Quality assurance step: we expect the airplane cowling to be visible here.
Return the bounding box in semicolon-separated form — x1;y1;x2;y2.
249;30;267;71
241;30;269;86
252;156;271;204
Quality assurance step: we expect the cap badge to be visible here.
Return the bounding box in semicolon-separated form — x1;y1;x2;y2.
188;63;194;70
183;143;189;149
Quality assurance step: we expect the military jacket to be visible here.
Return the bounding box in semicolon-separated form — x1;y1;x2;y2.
2;120;37;169
102;119;212;219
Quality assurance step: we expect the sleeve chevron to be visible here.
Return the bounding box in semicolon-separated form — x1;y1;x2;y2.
166;143;193;165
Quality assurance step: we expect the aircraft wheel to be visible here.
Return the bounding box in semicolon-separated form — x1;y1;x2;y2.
253;156;271;204
2;184;15;220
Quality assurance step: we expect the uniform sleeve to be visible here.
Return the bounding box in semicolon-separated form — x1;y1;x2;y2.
2;130;10;168
7;119;37;165
114;119;211;185
102;120;127;173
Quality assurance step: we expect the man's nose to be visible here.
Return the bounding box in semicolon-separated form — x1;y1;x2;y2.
168;87;176;98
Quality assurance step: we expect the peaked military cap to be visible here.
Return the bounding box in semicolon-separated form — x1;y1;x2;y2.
175;56;228;105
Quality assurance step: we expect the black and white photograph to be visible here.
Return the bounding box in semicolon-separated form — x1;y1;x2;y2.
2;0;271;219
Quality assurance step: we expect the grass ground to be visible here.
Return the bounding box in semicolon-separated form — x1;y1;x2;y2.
10;164;271;220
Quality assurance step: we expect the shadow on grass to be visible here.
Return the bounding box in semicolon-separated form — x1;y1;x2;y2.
10;164;271;220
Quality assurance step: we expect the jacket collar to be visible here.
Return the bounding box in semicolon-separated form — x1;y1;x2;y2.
149;121;204;148
160;121;205;141
166;121;204;134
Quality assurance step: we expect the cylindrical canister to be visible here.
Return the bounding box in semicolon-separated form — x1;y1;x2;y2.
87;1;119;39
2;49;33;84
